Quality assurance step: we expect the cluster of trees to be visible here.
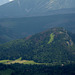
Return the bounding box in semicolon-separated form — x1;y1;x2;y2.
0;63;75;75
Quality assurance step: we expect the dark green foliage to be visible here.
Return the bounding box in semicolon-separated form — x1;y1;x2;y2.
0;63;75;75
0;28;75;63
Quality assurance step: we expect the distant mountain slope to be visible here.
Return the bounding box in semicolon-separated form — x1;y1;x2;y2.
0;13;75;44
0;28;75;63
0;25;17;44
0;0;9;6
0;0;75;18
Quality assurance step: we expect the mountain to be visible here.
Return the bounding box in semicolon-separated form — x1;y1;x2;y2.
0;0;9;6
0;0;75;18
0;13;75;44
0;25;18;44
0;28;75;63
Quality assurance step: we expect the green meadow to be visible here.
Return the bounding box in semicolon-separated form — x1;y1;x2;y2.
48;33;55;44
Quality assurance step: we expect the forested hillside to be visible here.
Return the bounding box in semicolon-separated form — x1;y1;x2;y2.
0;28;75;63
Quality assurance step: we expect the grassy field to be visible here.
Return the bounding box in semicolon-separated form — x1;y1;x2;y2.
0;57;74;66
48;33;55;44
0;59;64;66
0;60;11;64
0;58;39;65
6;60;38;64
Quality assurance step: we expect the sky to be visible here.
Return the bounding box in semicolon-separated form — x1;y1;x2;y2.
0;0;13;5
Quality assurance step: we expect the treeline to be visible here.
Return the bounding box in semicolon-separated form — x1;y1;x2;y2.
0;63;75;75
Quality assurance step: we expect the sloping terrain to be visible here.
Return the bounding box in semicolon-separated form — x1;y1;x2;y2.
0;13;75;43
0;0;75;17
0;28;75;63
0;25;16;44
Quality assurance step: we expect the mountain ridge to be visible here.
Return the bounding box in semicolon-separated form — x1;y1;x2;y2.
0;0;75;18
0;13;75;44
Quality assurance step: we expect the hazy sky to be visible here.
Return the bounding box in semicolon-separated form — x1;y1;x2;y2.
0;0;13;5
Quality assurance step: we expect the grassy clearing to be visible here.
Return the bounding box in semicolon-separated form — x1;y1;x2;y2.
23;60;39;64
48;33;55;44
6;60;38;64
0;58;39;65
0;59;73;66
0;60;11;64
1;58;70;66
0;58;56;65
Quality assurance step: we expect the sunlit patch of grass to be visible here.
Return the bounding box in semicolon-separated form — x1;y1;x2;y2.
48;33;55;44
23;60;38;64
0;57;39;65
0;60;11;64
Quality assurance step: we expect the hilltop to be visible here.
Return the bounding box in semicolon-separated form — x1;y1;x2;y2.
0;28;75;64
0;13;75;44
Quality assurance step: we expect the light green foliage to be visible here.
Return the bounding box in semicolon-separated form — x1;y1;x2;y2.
16;57;22;60
0;60;11;64
0;59;74;66
23;60;37;64
48;33;55;44
0;58;38;65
